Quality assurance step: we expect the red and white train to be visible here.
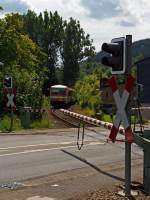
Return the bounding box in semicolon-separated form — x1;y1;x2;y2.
50;85;74;108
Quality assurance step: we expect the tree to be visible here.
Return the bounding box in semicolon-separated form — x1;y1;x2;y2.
23;10;64;93
23;10;39;43
0;20;18;65
61;18;95;87
22;11;95;88
0;14;47;108
42;11;64;86
75;71;101;115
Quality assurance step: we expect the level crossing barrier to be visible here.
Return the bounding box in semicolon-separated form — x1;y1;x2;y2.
60;109;125;135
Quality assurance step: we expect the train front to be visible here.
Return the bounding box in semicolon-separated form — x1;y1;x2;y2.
50;85;68;108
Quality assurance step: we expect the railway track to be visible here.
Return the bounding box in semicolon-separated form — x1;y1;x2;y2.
51;109;81;128
51;108;150;140
51;109;98;128
51;108;150;151
51;109;101;149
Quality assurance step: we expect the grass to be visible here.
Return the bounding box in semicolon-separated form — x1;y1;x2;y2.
31;115;54;129
101;114;113;123
101;114;149;124
0;115;22;131
70;104;96;117
0;111;54;132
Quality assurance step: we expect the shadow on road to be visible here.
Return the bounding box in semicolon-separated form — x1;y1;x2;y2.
61;149;125;182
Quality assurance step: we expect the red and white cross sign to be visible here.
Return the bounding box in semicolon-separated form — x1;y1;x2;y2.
3;88;16;111
6;93;15;107
109;74;135;144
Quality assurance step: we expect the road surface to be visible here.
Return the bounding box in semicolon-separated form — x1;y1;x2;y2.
0;127;143;199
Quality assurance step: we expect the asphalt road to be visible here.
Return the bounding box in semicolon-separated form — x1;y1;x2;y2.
0;127;144;200
0;127;143;184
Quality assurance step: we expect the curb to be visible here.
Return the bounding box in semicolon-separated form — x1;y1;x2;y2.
0;128;74;136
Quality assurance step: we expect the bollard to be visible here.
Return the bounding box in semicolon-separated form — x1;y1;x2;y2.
20;107;31;129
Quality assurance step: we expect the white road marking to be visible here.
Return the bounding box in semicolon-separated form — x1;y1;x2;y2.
51;184;59;187
27;196;56;200
0;141;90;151
0;142;105;157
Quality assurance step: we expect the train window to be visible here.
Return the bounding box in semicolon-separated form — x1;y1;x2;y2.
51;88;66;95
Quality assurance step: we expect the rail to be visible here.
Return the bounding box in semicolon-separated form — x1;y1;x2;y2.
51;109;80;128
51;109;95;150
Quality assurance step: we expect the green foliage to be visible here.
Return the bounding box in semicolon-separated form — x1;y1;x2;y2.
0;115;22;131
22;10;95;87
75;71;101;115
79;61;110;79
101;114;148;124
0;10;95;117
1;10;95;89
14;68;44;108
61;18;95;86
101;114;113;123
31;114;54;129
79;107;95;117
23;10;65;86
42;96;51;109
0;14;47;109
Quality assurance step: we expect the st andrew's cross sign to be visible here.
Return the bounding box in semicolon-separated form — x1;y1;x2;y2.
3;88;16;111
109;74;135;144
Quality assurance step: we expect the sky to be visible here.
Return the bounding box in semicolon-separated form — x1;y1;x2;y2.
0;0;150;52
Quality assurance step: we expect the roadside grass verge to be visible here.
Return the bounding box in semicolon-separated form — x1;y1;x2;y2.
31;113;54;129
0;115;22;131
0;112;54;132
102;114;148;124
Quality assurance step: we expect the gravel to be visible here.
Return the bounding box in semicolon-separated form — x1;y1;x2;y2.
75;189;128;200
71;188;150;200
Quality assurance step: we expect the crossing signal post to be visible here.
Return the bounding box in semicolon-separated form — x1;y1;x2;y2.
4;76;12;88
101;35;133;197
3;76;14;132
101;37;126;74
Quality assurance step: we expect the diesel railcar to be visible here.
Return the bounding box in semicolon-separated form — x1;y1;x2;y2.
50;85;74;108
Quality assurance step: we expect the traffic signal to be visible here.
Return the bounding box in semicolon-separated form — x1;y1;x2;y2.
101;37;126;74
4;76;12;88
